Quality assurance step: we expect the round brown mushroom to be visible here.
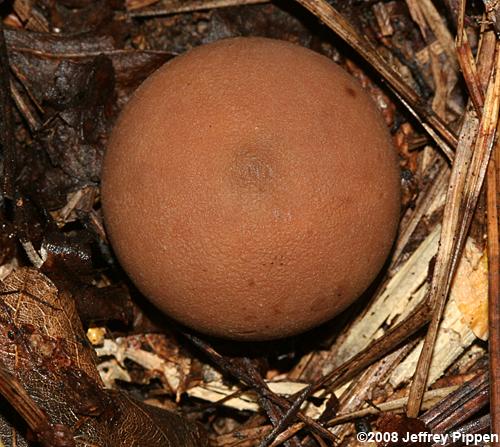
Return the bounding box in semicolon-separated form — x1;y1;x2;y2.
101;37;401;340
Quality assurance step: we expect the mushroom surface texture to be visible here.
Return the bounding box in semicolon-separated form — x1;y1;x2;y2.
101;37;401;341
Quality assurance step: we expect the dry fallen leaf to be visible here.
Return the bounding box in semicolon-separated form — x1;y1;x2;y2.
0;268;208;447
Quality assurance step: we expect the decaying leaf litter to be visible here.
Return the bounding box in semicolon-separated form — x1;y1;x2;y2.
0;0;497;446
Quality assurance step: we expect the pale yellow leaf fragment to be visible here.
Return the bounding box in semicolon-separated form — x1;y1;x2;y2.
87;327;106;346
450;239;489;340
389;238;487;388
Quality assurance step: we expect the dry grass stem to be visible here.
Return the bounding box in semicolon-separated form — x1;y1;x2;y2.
127;0;270;16
487;115;500;445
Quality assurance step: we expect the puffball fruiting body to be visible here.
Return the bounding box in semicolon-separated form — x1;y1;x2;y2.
101;37;401;340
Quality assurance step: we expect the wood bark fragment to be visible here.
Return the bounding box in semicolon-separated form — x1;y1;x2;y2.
406;0;458;70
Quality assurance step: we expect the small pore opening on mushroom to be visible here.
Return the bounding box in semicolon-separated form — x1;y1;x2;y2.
345;85;357;98
229;147;276;193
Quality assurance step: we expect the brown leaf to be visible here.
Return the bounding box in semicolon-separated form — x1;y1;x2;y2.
0;268;208;446
6;28;172;209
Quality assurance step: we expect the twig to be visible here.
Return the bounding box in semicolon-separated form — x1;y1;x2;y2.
7;45;170;60
0;366;75;447
258;385;314;447
0;20;16;200
239;358;301;447
327;385;458;426
487;110;500;445
294;0;457;160
316;298;432;393
0;366;50;434
456;25;484;115
431;414;491;447
390;157;448;268
9;80;41;131
128;0;270;17
468;19;500;441
421;371;489;432
183;333;337;445
270;385;459;446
